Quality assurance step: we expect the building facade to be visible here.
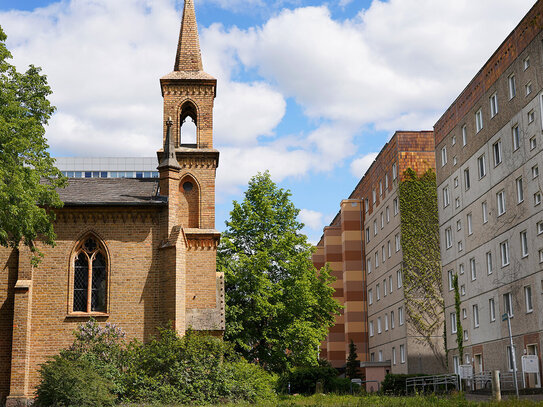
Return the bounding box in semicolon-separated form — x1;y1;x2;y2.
314;131;445;383
55;157;159;179
0;0;224;404
435;0;543;384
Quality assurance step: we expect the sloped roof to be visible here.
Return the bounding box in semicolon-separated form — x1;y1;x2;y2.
57;178;166;206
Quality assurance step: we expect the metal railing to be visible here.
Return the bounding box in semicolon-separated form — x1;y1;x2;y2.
406;374;460;394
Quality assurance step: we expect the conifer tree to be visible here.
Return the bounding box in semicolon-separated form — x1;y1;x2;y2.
346;340;360;380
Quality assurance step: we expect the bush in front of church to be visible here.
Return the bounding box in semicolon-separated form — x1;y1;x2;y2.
35;320;276;405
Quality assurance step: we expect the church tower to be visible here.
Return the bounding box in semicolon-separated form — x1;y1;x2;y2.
158;0;223;335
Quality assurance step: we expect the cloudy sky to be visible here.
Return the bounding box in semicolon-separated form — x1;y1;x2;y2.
0;0;537;242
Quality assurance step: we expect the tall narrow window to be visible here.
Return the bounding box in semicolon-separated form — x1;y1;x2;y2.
473;304;479;328
462;125;468;146
508;74;516;99
179;101;198;146
490;93;498;117
445;227;452;249
525;286;533;313
441;146;447;166
501;240;510;266
486;251;493;275
489;298;496;322
512;125;520;151
482;201;488;223
467;213;473;235
476;109;483;133
478;155;486;179
493;140;502;166
470;258;476;281
443;186;450;207
504;292;514;317
73;236;107;313
497;190;506;216
464;168;471;190
451;312;457;333
516;177;524;203
520;230;528;257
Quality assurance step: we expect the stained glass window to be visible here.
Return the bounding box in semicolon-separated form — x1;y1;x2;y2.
73;237;107;313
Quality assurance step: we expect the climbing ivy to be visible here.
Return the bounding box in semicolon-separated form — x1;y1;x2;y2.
398;168;445;367
453;273;464;362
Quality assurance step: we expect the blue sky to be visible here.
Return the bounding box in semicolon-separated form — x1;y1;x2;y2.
0;0;536;242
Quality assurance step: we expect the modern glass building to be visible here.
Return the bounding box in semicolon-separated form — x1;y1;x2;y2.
55;157;159;179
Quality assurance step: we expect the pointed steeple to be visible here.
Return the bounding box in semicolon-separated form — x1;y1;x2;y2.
158;117;181;170
174;0;203;72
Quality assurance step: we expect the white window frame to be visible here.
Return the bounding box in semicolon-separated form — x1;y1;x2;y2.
497;190;506;216
535;192;542;206
528;109;535;124
400;344;405;364
391;310;395;329
501;240;510;267
478;154;486;179
464;168;471;190
489;298;496;322
526;82;533;96
470;257;476;281
530;136;537;150
367;258;372;274
512;124;520;151
508;74;516;99
493;140;502;167
532;165;539;179
482;201;488;223
490;93;498;118
451;312;457;333
393;198;399;215
441;146;447;167
443;186;450;208
520;230;528;257
476;109;483;133
467;213;473;235
377;317;382;334
368;288;373;305
392;347;396;365
473;304;479;328
525;286;533;313
445;227;452;249
397;269;402;288
516;177;524;203
369;321;374;337
448;270;454;291
376;283;380;300
462;125;468;146
395;233;400;252
486;251;493;275
399;306;404;325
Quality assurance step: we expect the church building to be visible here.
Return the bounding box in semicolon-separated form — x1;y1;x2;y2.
0;0;224;404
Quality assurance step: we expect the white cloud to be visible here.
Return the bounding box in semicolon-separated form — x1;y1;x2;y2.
299;208;324;230
350;152;378;178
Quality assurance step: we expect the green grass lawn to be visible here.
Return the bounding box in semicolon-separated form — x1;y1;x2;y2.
125;394;543;407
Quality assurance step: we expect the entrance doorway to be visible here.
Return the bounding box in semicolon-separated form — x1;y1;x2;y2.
526;344;541;388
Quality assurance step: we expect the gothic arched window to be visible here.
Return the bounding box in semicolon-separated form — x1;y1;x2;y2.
73;236;108;313
179;101;198;146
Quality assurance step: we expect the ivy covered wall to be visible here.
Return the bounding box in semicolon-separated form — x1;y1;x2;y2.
398;168;445;368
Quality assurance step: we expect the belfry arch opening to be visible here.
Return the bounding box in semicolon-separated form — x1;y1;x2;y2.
179;174;200;228
179;101;198;147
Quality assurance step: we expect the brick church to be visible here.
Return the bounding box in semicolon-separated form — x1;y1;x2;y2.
0;0;223;404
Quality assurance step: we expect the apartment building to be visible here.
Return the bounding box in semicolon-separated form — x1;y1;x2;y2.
313;131;445;379
435;1;543;384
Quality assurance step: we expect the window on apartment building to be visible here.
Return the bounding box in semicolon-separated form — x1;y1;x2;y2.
538;221;543;235
524;56;530;70
400;344;406;364
464;330;469;341
525;286;533;313
369;321;374;337
478;154;486;179
399;306;404;325
504;292;514;317
451;312;457;333
539;249;543;263
380;212;384;229
470;258;476;281
454;177;459;188
377;317;382;334
526;82;533;96
459;263;465;275
520;230;528;257
501;240;510;266
392;347;396;365
453;156;457;166
486;251;493;275
389;275;393;293
443;186;450;208
387;241;391;258
457;219;462;231
372;189;376;204
365;198;369;213
462;125;468;146
512;125;520;151
467;213;473;235
516;177;524;203
395;233;401;252
461;284;466;296
482;201;488;223
473;304;480;328
391;310;395;329
367;258;372;274
493;140;502;166
464;168;471;190
490;93;498;118
452;135;456;146
397;269;402;288
489;298;496;322
508;74;516;99
365;227;370;242
374;220;378;236
392;163;397;180
385;174;389;189
379;180;383;196
448;270;454;291
393;198;399;215
383;278;387;296
497;190;506;216
532;165;539;179
455;197;460;209
445;227;453;249
476;109;484;132
72;235;108;313
441;146;447;167
535;192;542;206
462;308;467;319
528;109;535;124
378;350;383;361
375;252;379;268
386;206;390;223
530;136;537;150
382;246;385;263
385;314;389;331
370;352;375;362
376;283;380;300
368;289;373;305
458;241;463;252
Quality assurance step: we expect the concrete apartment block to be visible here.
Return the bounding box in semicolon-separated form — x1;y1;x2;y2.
313;131;444;382
0;1;223;404
435;0;543;384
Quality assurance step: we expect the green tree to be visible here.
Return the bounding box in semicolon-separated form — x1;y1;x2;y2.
219;171;341;373
345;340;360;380
0;26;65;264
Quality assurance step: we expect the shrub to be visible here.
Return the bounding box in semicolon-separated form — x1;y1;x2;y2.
35;356;116;407
277;365;347;394
381;373;430;395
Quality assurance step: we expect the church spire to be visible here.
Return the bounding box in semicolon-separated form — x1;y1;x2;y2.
174;0;203;72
